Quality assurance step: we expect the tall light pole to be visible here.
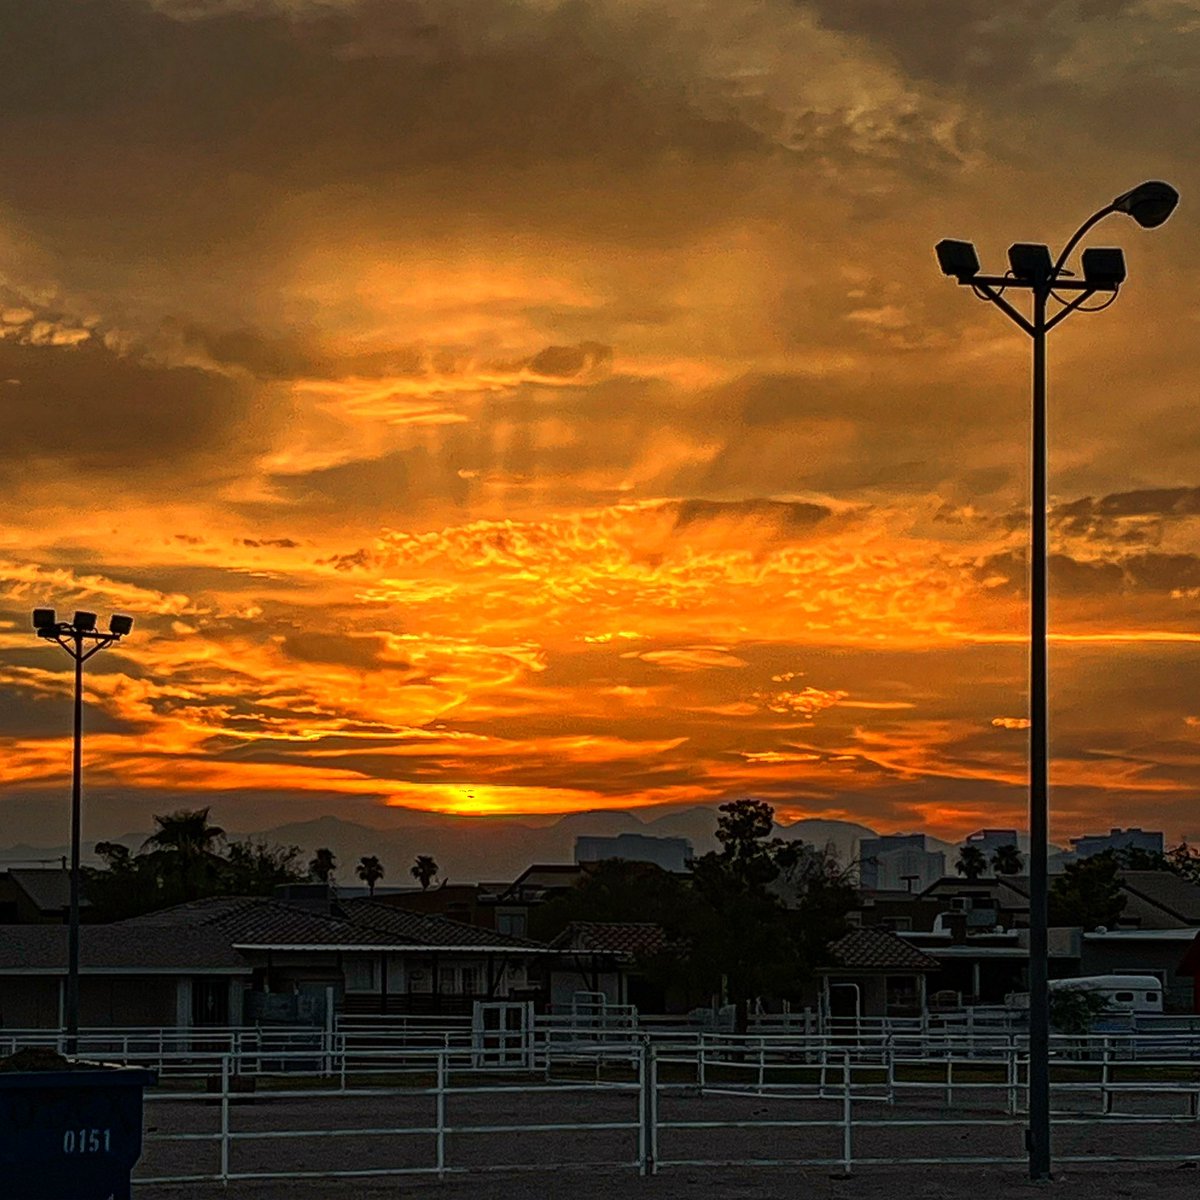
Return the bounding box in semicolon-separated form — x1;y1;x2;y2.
32;607;134;1055
935;180;1179;1180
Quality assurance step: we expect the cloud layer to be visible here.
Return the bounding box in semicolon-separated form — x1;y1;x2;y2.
2;0;1200;852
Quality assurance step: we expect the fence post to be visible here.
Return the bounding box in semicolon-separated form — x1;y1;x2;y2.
436;1049;447;1179
648;1042;659;1175
219;1054;230;1187
757;1039;765;1092
1006;1040;1017;1116
1101;1042;1111;1114
841;1050;852;1176
945;1055;953;1107
637;1039;648;1175
698;1041;706;1094
884;1036;894;1106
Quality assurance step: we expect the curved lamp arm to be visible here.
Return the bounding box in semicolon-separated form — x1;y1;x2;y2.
1052;205;1115;277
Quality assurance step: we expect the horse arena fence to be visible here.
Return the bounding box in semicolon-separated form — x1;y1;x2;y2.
7;1013;1200;1183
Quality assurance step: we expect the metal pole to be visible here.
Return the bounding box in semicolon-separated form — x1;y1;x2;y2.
66;638;83;1057
1027;286;1051;1180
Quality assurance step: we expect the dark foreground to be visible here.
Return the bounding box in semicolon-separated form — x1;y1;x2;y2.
141;1162;1200;1199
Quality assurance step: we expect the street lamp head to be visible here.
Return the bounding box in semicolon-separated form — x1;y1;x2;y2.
1081;247;1127;286
935;238;980;281
109;614;134;637
32;608;56;630
1008;243;1054;283
72;610;97;632
1112;180;1179;229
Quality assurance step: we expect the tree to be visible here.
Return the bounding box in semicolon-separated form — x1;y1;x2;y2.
955;844;988;880
991;843;1023;875
688;799;856;1028
411;855;439;891
309;847;337;884
223;840;305;894
356;855;385;896
84;815;304;920
140;807;227;902
1049;850;1127;929
1049;985;1111;1035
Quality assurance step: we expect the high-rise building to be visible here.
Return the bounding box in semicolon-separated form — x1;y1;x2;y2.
1069;827;1164;860
963;829;1021;860
858;833;945;892
573;834;693;872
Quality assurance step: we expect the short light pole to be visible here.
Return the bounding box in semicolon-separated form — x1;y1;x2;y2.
935;180;1179;1180
32;607;134;1055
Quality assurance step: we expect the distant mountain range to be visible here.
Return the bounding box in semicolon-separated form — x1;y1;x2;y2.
0;804;1034;884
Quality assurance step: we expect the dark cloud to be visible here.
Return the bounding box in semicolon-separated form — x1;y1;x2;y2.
278;632;393;671
671;498;832;532
0;334;262;484
527;342;612;380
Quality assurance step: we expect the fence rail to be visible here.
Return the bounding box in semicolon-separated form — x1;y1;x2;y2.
128;1037;1200;1186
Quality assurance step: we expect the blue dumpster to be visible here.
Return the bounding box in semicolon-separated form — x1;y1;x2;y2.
0;1064;157;1199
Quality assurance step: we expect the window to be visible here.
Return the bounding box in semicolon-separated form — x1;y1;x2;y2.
1146;992;1160;1003
461;965;481;995
344;958;379;992
1113;991;1134;1003
496;912;527;937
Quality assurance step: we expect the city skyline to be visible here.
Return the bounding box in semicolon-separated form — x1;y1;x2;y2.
2;1;1200;846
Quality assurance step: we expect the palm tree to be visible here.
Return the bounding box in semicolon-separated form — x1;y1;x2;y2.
141;807;226;900
991;843;1024;875
411;855;439;891
309;847;337;884
356;855;384;897
142;807;226;857
955;844;988;881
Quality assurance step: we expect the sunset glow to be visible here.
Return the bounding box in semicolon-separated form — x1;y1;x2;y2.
2;0;1200;852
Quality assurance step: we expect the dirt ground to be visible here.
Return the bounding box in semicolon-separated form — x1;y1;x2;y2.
132;1076;1200;1196
138;1163;1200;1200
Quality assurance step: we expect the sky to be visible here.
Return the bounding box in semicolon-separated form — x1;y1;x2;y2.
2;0;1200;848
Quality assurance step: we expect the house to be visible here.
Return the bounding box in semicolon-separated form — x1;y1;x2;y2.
0;891;557;1028
0;867;92;924
1115;871;1200;929
548;922;669;1011
1081;929;1198;1011
818;927;939;1019
0;922;250;1028
480;864;592;938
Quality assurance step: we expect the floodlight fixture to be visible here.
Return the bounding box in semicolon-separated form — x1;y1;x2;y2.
1081;247;1127;286
32;608;56;630
1008;243;1054;283
109;614;134;636
72;611;97;632
935;238;980;281
1112;180;1180;229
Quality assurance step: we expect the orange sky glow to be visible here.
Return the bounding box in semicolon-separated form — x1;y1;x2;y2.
2;0;1200;852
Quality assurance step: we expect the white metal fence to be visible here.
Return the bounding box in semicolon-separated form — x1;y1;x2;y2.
127;1036;1200;1185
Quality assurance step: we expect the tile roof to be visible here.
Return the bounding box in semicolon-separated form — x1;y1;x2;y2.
119;896;387;947
121;896;551;951
0;925;248;973
826;927;940;972
551;922;668;958
340;899;547;949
